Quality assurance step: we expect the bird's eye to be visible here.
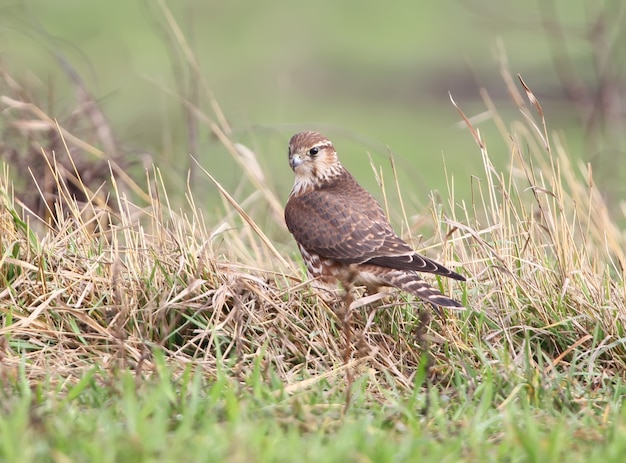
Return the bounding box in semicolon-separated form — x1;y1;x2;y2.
308;147;319;156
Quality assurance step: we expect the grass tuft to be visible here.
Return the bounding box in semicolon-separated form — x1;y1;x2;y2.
2;59;626;459
1;67;625;395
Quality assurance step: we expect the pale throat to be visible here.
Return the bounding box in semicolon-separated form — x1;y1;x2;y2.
290;157;343;195
290;170;316;195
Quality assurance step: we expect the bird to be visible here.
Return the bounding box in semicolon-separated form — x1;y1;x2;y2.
284;131;465;309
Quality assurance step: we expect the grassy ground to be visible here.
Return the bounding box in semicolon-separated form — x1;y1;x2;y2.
2;59;626;461
3;359;626;462
2;3;626;461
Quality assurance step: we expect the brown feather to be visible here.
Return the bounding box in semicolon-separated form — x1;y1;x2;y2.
285;131;465;308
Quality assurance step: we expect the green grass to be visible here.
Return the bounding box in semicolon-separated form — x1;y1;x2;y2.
2;74;626;459
2;354;626;462
2;3;626;461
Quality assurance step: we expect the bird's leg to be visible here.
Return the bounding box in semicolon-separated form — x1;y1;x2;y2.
364;283;395;300
339;286;354;414
414;304;433;416
334;272;359;414
356;306;379;359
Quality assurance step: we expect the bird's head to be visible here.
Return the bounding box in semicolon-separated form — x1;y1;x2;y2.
288;131;342;192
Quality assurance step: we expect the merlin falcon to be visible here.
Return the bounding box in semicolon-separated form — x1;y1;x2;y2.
284;131;465;308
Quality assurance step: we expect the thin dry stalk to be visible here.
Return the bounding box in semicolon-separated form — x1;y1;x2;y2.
1;57;625;403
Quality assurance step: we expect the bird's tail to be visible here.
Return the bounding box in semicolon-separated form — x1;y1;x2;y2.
376;268;464;309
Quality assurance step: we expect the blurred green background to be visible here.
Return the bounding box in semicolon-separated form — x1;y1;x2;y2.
0;0;619;216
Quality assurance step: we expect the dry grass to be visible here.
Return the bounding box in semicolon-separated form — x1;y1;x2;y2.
1;56;625;409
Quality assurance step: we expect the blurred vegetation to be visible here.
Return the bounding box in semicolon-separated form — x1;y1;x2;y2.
2;2;626;460
1;0;623;216
1;58;626;463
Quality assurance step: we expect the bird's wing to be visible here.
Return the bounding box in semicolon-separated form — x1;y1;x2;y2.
285;186;407;263
285;175;464;280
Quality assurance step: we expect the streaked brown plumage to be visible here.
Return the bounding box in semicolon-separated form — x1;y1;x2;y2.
284;131;465;308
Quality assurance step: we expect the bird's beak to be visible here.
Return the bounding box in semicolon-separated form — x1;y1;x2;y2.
289;155;304;170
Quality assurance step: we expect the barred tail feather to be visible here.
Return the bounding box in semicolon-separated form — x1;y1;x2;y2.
379;268;464;309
